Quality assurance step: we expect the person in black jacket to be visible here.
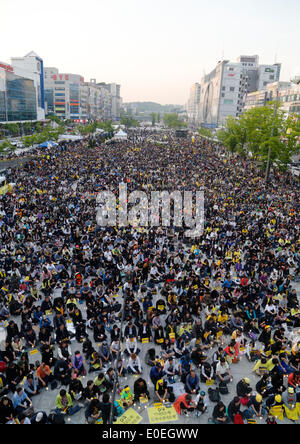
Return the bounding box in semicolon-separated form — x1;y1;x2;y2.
138;320;152;342
98;393;112;424
236;378;252;398
133;377;150;402
6;362;21;392
93;321;107;342
227;397;243;423
0;396;14;424
256;374;272;398
124;321;137;340
41;345;56;368
212;401;230;424
110;325;121;342
6;321;20;341
54;359;72;386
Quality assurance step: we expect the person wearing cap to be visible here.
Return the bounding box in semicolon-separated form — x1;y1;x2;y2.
246;393;267;419
236;377;253;404
267;394;285;420
194;391;208;417
282;387;299;421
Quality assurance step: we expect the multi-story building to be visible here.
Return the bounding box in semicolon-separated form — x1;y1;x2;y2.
244;81;300;115
98;83;121;121
198;55;281;127
187;83;201;124
44;67;121;122
44;68;87;121
0;51;46;122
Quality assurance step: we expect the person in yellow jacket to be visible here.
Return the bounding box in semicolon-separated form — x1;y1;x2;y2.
252;356;277;376
55;389;83;416
282;387;299;421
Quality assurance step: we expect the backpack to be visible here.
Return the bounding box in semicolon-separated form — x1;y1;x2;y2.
234;413;244;424
0;361;7;373
48;412;65;424
219;381;229;395
208;387;221;403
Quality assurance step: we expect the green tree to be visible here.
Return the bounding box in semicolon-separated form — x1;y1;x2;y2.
163;113;187;129
0;139;16;153
5;123;19;137
217;103;300;169
150;113;156;126
198;127;213;138
120;116;139;129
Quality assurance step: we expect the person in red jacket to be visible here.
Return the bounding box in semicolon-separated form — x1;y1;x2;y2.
173;393;196;415
288;371;300;389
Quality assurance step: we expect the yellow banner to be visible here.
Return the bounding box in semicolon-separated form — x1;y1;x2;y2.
114;408;143;424
148;406;178;424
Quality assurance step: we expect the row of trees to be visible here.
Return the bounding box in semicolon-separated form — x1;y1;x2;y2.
163;113;187;129
77;121;114;136
0;117;115;153
216;103;300;170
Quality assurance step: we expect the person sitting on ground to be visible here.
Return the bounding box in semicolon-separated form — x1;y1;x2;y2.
133;377;150;402
173;393;196;416
212;401;230;424
185;369;200;395
55;388;83;416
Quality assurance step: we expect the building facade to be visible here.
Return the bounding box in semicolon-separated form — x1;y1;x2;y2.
44;68;88;121
44;68;121;122
244;81;300;115
0;51;46;123
198;55;281;127
187;83;201;124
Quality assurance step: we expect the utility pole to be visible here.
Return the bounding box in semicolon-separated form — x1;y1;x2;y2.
265;88;280;184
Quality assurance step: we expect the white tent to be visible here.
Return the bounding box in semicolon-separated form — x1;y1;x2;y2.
58;134;83;142
114;129;128;141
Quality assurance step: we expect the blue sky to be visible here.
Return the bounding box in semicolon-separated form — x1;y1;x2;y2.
1;0;299;104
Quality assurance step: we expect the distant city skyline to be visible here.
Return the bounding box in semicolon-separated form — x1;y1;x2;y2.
1;0;300;105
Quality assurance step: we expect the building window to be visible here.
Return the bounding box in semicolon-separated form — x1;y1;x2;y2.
230;87;235;92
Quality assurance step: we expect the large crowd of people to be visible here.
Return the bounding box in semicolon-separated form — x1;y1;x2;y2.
0;130;299;424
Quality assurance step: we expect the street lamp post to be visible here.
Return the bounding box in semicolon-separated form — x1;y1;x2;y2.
265;88;280;183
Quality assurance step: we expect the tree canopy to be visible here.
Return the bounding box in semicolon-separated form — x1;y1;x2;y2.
163;113;187;129
216;103;300;170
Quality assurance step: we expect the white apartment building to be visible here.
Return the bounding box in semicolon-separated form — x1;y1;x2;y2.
187;83;201;124
245;81;300;116
8;51;46;121
44;67;121;121
198;55;281;127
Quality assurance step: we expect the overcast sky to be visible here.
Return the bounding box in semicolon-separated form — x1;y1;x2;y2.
1;0;299;104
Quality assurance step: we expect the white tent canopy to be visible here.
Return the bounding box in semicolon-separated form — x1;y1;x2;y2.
114;129;128;141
